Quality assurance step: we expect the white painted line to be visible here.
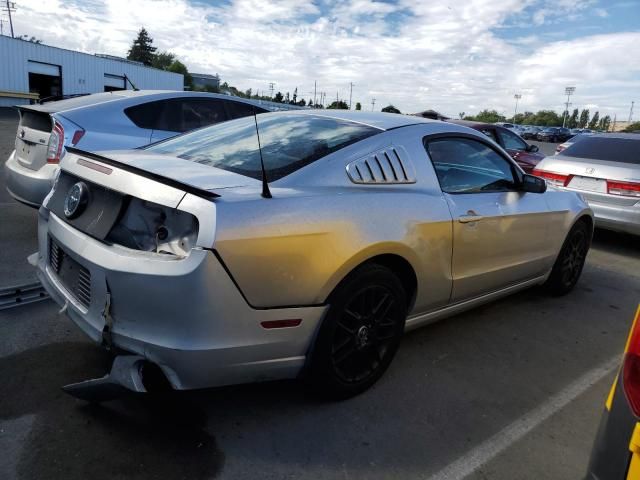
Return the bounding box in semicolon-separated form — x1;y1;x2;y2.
426;356;620;480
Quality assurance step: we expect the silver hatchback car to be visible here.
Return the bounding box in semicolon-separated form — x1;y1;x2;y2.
34;111;593;400
534;133;640;235
4;90;297;207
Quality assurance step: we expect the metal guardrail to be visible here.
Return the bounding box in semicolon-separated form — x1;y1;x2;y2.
0;282;50;310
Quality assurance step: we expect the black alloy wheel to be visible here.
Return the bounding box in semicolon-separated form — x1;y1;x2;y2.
545;220;591;295
307;264;407;398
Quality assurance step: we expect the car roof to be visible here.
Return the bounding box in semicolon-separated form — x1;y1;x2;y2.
280;110;436;131
448;119;513;132
19;90;293;114
582;132;640;140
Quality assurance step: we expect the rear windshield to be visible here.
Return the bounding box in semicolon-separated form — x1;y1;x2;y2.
145;113;381;181
561;136;640;164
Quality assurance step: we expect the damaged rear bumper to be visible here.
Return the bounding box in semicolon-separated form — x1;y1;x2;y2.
36;208;327;391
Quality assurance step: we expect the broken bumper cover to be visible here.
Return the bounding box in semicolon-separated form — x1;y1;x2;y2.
36;208;327;391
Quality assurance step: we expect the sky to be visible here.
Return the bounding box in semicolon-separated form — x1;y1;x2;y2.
4;0;640;118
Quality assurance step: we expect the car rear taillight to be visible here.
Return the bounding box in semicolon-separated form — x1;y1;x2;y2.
622;307;640;417
71;128;85;146
532;169;570;187
607;180;640;198
46;121;64;164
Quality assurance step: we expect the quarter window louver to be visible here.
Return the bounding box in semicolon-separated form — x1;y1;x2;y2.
346;146;416;184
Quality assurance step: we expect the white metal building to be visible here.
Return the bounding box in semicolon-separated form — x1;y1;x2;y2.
0;36;184;107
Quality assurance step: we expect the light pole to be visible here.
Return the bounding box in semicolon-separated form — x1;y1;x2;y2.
562;86;576;128
349;82;354;109
513;94;522;121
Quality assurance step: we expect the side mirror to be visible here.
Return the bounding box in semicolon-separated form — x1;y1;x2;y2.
526;144;539;153
521;174;547;193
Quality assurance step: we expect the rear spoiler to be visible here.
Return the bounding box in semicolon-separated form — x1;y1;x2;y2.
65;147;220;200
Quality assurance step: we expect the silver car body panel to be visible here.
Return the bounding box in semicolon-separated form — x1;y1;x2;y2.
36;112;593;390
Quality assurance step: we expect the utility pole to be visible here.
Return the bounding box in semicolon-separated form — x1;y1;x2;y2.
313;80;317;107
268;82;274;99
349;82;354;110
562;86;576;128
2;1;15;38
371;98;376;111
612;114;617;132
628;101;635;123
513;94;521;121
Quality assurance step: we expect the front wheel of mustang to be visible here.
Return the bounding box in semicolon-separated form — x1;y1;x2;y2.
307;264;407;399
545;220;590;295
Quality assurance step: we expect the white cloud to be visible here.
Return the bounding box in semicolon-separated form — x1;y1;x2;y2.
8;0;638;119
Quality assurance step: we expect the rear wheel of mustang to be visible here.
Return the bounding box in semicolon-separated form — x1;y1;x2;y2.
307;264;407;399
545;220;590;296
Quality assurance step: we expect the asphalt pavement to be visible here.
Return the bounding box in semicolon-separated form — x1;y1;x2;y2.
0;112;639;480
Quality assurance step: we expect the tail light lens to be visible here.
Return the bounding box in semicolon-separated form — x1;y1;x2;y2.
623;307;640;417
46;121;64;164
607;180;640;198
71;128;85;145
532;169;570;187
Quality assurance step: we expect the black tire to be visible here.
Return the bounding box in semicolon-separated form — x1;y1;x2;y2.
307;264;407;399
545;220;590;296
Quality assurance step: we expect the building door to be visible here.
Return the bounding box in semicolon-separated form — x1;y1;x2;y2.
104;74;126;92
27;61;61;102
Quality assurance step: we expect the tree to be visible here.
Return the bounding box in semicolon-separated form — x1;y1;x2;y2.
471;109;506;123
127;28;157;66
297;98;306;107
327;100;349;109
567;108;579;128
381;105;401;114
458;112;465;119
151;51;175;70
167;60;193;89
355;102;362;111
274;92;284;103
579;109;590;129
599;115;612;131
292;88;298;105
588;111;600;130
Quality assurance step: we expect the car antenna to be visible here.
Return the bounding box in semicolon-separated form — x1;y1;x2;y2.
252;107;272;199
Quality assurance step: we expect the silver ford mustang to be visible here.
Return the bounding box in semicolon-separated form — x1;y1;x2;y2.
34;111;593;399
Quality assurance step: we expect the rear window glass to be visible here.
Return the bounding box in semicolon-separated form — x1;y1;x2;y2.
225;100;266;119
561;136;640;164
19;110;52;132
145;113;381;181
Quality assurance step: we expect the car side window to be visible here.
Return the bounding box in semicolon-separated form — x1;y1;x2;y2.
124;101;164;130
498;129;527;151
181;98;227;131
425;137;518;194
480;128;498;143
225;101;266;119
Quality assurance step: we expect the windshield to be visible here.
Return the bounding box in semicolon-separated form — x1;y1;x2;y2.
146;113;381;181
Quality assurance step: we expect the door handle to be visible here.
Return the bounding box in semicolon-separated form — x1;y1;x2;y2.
458;210;483;223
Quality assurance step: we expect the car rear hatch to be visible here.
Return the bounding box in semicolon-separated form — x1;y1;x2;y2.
14;107;53;170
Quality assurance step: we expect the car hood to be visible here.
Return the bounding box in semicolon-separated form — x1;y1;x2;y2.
91;149;258;192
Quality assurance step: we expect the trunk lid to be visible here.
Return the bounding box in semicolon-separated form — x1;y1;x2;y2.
539;155;640;207
14;107;53;170
93;149;257;192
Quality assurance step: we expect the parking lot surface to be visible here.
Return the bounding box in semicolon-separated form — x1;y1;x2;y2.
1;111;639;480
